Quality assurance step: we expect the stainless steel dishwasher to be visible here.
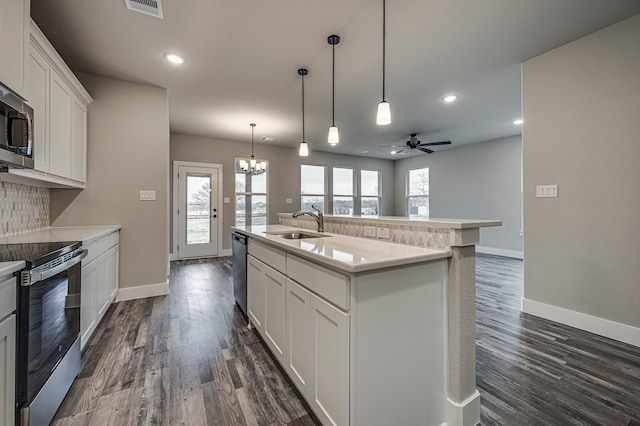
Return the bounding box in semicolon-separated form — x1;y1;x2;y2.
231;232;248;316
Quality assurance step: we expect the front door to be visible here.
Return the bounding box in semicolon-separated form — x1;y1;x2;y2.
176;164;219;259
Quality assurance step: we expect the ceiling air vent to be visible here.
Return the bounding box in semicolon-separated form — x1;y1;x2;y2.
125;0;164;19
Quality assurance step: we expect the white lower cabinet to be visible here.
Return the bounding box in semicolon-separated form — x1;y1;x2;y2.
285;279;312;398
309;294;349;426
247;255;265;333
264;264;287;364
0;273;16;426
80;232;120;349
0;314;16;426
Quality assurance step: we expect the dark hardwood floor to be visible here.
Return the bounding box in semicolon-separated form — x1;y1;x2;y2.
53;254;640;425
476;254;640;426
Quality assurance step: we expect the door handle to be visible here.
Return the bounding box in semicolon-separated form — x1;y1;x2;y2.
211;215;217;218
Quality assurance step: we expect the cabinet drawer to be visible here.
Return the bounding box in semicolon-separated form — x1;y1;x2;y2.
97;236;110;255
109;232;119;248
0;276;17;319
248;240;286;273
287;255;349;311
83;240;98;264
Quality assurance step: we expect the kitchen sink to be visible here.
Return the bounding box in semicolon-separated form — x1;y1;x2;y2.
266;231;330;240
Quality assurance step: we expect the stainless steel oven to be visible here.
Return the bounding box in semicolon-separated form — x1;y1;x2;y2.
0;241;86;425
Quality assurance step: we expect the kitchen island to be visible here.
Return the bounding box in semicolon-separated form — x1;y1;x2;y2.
233;222;485;426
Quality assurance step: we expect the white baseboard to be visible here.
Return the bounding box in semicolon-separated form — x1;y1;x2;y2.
169;252;178;261
117;281;169;302
220;248;232;256
522;298;640;347
475;246;523;259
446;390;480;426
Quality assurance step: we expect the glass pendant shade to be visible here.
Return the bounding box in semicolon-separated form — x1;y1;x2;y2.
250;157;256;167
328;125;339;145
299;141;309;156
376;101;391;125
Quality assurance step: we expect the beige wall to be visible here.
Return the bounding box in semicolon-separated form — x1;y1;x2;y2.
50;73;170;289
170;133;395;252
393;136;523;254
522;15;640;327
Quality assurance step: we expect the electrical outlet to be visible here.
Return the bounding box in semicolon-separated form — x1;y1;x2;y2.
139;190;156;201
364;226;376;237
223;197;231;204
286;198;293;204
519;230;524;237
377;227;390;239
536;184;558;198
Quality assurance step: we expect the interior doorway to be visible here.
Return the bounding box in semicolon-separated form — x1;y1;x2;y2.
173;161;223;259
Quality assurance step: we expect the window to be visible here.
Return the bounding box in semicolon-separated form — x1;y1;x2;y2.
300;164;325;212
360;170;380;216
332;167;354;215
407;167;429;217
235;160;268;226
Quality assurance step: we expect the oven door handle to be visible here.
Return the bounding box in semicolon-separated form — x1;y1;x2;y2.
25;249;88;285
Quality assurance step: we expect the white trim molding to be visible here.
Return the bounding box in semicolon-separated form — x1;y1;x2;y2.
475;246;523;259
522;298;640;347
446;390;481;426
117;281;169;302
220;248;232;257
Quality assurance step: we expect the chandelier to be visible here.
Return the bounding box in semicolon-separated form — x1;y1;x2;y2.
239;123;267;175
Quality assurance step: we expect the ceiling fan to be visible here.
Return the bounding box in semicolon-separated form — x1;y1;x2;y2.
384;134;451;155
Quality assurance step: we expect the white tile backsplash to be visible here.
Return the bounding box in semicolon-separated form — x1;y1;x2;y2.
0;181;50;236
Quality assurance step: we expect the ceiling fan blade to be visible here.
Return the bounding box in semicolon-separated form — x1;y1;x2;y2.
417;147;434;154
392;147;409;155
420;140;451;146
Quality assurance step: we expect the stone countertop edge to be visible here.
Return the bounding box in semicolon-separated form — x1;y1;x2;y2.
0;225;122;245
276;213;502;229
232;225;451;274
0;261;26;276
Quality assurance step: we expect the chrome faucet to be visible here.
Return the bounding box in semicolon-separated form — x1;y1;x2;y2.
292;205;324;232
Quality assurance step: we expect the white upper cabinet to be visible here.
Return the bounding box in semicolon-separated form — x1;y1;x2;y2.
7;20;93;188
0;0;30;97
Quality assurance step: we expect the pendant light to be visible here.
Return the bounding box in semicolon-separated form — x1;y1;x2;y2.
240;123;267;175
298;68;310;156
327;35;340;145
376;0;391;125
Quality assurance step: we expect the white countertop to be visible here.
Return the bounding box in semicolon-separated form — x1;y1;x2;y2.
277;213;502;229
0;226;121;245
0;261;25;276
232;225;451;273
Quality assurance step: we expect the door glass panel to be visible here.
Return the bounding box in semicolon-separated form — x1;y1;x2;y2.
186;174;211;244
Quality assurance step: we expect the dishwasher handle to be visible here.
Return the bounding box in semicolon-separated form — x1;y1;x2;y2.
232;232;247;245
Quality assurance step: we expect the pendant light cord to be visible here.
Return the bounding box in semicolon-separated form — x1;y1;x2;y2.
382;0;386;102
302;73;306;140
332;43;335;126
251;124;255;157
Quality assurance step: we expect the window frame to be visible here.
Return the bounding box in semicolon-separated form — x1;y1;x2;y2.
332;166;355;216
359;169;381;216
300;163;327;213
406;166;429;218
234;157;269;226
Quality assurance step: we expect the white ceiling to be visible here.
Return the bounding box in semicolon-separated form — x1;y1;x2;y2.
30;0;640;159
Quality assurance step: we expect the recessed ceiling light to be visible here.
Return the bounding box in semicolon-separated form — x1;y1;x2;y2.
443;95;458;103
165;54;185;64
390;150;397;155
356;149;370;154
260;136;275;141
513;119;523;125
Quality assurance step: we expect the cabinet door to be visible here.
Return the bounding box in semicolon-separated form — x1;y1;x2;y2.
107;245;119;301
27;45;49;172
247;255;265;333
49;70;72;178
70;98;87;182
0;0;29;95
286;279;311;398
0;314;16;426
81;263;97;349
96;253;110;319
310;295;349;426
263;264;287;365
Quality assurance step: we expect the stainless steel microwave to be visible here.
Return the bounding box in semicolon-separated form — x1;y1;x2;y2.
0;82;34;170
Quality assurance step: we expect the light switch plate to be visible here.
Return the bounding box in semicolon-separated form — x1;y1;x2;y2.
139;190;156;201
364;226;376;237
286;198;293;204
536;184;558;198
223;197;231;204
377;227;390;239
